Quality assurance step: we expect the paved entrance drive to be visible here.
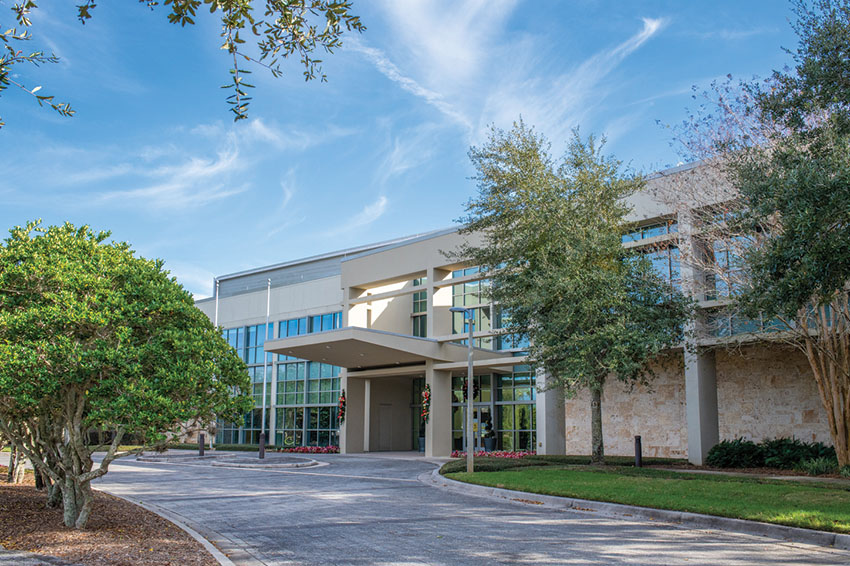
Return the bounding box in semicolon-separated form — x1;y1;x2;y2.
94;453;849;566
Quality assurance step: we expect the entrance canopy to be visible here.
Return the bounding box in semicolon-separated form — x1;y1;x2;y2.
264;327;505;370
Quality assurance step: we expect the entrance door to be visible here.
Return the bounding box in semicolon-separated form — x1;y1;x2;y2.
473;406;493;451
378;404;393;451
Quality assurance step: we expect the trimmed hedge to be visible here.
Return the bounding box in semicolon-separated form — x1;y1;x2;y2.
706;437;837;470
706;438;764;468
439;454;687;475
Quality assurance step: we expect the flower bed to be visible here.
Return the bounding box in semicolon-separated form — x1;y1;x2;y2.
278;445;339;454
450;450;535;459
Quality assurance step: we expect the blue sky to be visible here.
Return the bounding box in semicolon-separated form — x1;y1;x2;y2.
0;1;798;297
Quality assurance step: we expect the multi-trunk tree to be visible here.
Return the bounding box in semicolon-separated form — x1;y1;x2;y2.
458;122;693;463
654;0;850;466
0;221;252;528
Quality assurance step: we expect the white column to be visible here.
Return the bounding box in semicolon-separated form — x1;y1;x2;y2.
678;210;720;465
535;369;566;455
425;361;452;457
340;372;364;454
685;349;719;465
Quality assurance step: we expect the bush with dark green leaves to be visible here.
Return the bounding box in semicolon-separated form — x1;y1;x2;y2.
762;437;836;469
706;438;764;468
796;457;839;476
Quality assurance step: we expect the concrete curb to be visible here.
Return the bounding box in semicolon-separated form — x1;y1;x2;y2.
423;469;850;551
0;545;85;566
210;459;318;469
98;490;238;566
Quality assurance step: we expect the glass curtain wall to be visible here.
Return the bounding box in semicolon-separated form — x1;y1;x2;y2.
448;367;536;452
217;311;342;446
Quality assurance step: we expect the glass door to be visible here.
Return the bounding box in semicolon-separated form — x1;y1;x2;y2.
473;406;493;451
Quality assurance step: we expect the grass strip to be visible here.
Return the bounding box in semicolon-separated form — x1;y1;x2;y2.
446;465;850;534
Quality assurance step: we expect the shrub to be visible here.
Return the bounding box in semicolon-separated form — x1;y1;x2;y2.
706;438;764;468
840;466;850;479
278;445;339;454
796;456;839;476
440;457;539;474
758;437;836;469
450;450;535;459
762;437;814;469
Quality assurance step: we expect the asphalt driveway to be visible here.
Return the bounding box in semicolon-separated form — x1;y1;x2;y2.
91;453;850;566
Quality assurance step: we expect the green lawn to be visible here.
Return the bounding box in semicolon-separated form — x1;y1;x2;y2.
445;465;850;533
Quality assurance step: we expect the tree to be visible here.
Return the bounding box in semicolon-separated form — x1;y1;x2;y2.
655;0;850;467
0;220;252;528
0;0;364;128
458;122;693;463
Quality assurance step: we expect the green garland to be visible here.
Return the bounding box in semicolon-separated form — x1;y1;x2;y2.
421;384;431;424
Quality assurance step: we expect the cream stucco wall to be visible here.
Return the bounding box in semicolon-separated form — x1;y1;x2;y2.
197;275;344;328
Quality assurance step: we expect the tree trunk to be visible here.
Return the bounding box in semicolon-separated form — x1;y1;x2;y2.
590;387;604;464
12;454;25;484
6;445;15;482
798;299;850;468
74;481;95;529
47;481;62;508
35;469;44;490
62;478;79;528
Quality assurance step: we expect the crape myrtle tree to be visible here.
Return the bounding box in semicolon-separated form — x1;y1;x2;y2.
654;0;850;466
0;221;252;528
457;121;693;463
0;0;364;127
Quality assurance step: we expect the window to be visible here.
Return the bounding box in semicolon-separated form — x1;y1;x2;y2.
644;245;681;291
706;237;748;300
275;407;303;448
306;406;339;446
622;219;678;244
276;362;305;405
412;277;427;337
452;277;493;349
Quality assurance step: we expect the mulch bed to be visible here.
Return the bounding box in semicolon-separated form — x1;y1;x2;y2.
0;467;217;566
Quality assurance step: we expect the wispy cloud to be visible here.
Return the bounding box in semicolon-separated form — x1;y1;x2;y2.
245;118;358;150
98;148;249;209
164;260;217;298
325;195;388;236
347;38;473;131
365;5;668;148
479;17;669;145
374;124;439;187
688;27;774;41
263;170;304;238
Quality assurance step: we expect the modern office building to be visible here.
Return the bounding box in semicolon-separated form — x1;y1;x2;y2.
195;163;832;465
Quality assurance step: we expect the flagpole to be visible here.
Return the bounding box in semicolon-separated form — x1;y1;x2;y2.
261;278;271;447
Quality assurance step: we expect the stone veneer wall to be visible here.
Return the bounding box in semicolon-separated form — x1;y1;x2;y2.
561;345;833;458
715;345;831;445
563;357;688;458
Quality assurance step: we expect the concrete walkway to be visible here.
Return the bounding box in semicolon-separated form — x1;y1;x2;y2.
86;453;850;566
